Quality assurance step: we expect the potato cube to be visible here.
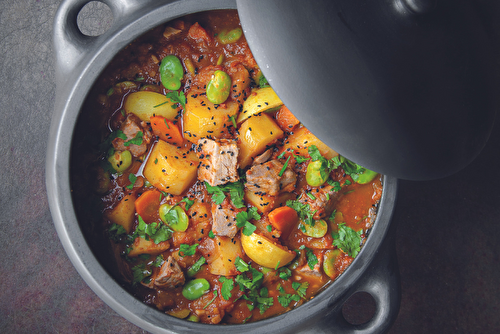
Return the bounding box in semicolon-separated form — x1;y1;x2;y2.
105;193;136;233
244;190;295;214
128;236;171;257
124;91;179;122
183;90;239;143
238;113;284;169
280;126;338;159
208;236;244;276
143;140;198;195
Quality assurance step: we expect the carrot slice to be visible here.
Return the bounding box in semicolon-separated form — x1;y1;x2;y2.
150;116;184;145
275;105;300;132
134;189;162;223
268;206;299;240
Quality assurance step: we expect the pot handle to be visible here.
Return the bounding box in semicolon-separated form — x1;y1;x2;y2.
52;0;157;78
319;236;401;333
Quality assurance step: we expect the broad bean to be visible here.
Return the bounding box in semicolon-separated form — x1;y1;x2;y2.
306;160;328;187
351;169;378;184
206;70;231;104
301;219;328;238
160;55;184;90
323;249;341;278
182;278;210;300
159;203;189;232
217;28;242;44
108;150;132;173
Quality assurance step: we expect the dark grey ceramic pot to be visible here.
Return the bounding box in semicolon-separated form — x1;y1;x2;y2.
46;0;400;333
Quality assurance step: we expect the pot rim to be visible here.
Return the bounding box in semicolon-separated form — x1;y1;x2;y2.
46;0;400;333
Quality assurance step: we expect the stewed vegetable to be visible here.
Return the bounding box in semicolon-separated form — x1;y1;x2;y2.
73;10;382;325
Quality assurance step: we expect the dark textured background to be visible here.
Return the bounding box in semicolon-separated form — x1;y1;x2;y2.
1;0;499;333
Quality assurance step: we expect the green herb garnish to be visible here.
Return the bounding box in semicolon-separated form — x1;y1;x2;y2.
179;243;198;257
219;277;234;300
236;207;261;236
332;223;363;258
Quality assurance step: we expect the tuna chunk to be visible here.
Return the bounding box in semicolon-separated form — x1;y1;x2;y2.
112;114;152;157
245;160;296;196
197;138;239;187
252;148;273;165
154;256;185;289
211;199;238;238
299;184;341;220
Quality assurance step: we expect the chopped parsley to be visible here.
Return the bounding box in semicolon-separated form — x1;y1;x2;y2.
166;90;187;109
131;263;152;285
236;207;261;236
235;256;250;272
332;223;363;258
108;223;128;242
258;74;270;88
327;178;342;192
278;267;292;280
153;254;164;267
133;215;173;244
286;200;316;226
277;292;300;308
124;131;143;147
126;173;137;190
293;282;309;299
279;155;291;177
179;243;198;257
180;197;194;210
205;181;245;208
294;154;309;164
187;256;206;277
304;247;319;270
203;291;218;309
219;276;234;300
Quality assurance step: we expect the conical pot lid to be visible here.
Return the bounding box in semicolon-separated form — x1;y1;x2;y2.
236;0;499;180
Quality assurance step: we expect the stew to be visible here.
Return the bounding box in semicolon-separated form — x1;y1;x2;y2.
71;10;383;325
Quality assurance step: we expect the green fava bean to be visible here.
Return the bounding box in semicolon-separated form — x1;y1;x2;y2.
352;169;378;184
182;278;210;300
302;219;328;238
323;249;341;279
306;160;328;187
159;204;189;232
160;55;184;91
108;150;132;173
206;70;231;104
218;28;243;44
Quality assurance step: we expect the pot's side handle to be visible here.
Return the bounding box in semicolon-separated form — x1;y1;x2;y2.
319;236;401;334
52;0;156;80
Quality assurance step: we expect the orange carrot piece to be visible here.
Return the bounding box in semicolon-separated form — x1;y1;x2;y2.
268;206;299;240
276;105;300;132
134;189;162;223
150;116;184;145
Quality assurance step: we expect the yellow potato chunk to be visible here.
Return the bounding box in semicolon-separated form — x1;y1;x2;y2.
208;236;244;276
183;90;239;143
244;190;295;214
241;233;295;269
143;140;199;195
105;193;136;233
281;126;338;159
124;91;179;122
128;236;171;257
236;87;283;124
238;113;284;169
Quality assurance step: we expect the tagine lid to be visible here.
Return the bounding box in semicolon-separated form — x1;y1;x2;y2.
236;0;499;180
